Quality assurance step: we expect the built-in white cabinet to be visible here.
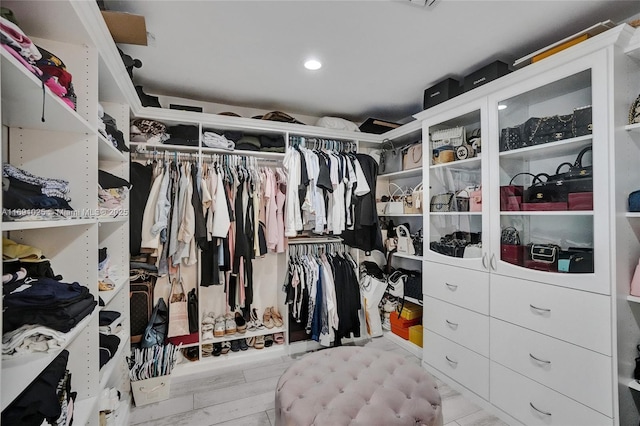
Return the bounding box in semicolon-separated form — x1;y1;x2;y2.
417;23;639;426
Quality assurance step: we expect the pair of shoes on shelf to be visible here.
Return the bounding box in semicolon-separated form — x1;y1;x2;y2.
225;313;237;335
214;316;226;337
249;308;266;331
202;344;213;357
212;343;222;357
231;338;248;352
201;323;214;340
246;335;265;349
264;335;274;347
273;332;285;345
263;307;284;329
235;312;247;334
221;341;231;354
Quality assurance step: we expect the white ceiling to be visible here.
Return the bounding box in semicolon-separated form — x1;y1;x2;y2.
104;0;639;124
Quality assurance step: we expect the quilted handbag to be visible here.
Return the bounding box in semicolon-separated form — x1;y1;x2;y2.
524;115;573;145
431;126;466;149
402;143;423;170
430;192;455;212
500;127;524;152
573;105;593;136
379;139;403;174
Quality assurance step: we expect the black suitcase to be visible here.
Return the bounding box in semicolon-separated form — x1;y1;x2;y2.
129;273;156;344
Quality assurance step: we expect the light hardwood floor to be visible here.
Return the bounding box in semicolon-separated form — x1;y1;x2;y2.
130;337;508;426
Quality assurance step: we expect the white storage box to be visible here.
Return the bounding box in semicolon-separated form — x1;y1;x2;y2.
131;375;171;406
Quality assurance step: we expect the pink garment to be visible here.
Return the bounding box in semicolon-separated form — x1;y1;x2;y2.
44;77;67;97
0;17;40;62
1;44;42;77
265;170;279;251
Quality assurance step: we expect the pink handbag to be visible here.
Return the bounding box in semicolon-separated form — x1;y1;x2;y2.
470;187;482;212
631;259;640;296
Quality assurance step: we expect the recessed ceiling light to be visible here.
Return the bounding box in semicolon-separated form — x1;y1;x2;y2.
498;104;507;110
304;59;322;70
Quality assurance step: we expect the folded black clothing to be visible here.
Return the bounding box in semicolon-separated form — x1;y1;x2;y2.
99;247;108;263
5;176;43;194
99;310;121;326
168;124;199;139
99;333;121;368
4;296;96;333
2;350;69;426
164;137;198;146
105;123;129;153
3;278;90;309
223;130;243;142
259;134;285;148
3;258;62;282
102;112;117;129
3;188;73;211
98;170;131;189
235;143;260;152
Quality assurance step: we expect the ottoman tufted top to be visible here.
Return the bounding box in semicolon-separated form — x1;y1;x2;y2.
275;346;443;426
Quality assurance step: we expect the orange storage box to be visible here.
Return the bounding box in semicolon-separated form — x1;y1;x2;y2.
390;314;421;340
409;325;423;347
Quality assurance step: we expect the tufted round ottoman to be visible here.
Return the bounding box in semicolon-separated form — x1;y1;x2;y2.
275;346;443;426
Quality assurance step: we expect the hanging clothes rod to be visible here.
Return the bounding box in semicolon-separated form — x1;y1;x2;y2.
288;237;344;245
289;135;357;153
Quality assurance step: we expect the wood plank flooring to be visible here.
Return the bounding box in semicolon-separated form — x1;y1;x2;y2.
130;336;507;426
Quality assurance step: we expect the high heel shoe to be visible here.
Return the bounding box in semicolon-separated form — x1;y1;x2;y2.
252;308;265;329
263;307;275;329
271;306;284;328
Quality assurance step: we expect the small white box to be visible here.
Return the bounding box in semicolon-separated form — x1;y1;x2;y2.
131;375;171;406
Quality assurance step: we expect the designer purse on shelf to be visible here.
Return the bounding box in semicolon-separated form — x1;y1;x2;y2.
469;186;482;212
522;173;568;210
454;188;470;212
431;126;466;149
384;183;406;215
430;192;455;212
432;145;455;164
396;225;416;255
529;243;560;264
558;247;594;273
500;126;524;152
141;297;168;348
523;115;574;145
500;227;525;266
629;190;640;212
500;173;535;211
379;139;403;174
573;105;593;136
402;143;423;170
547;146;593;193
404;183;423;214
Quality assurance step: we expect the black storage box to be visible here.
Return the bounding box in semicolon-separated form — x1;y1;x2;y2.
359;118;401;134
423;78;462;109
463;61;511;92
170;104;203;113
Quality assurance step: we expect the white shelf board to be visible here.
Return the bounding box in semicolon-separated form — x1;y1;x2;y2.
1;309;98;410
379;168;423;179
628;380;640;392
404;295;424;306
98;133;127;162
500;211;593;216
393;252;424;261
288;237;343;245
99;275;129;307
379;213;424;217
97;215;128;224
73;396;98;426
172;344;287;378
429;156;481;171
430;212;481;216
0;49;94;134
383;330;422;358
131;142;200;153
626;123;640;132
99;332;130;390
201;146;285;159
2;217;97;231
627;295;640;304
201;326;286;345
498;135;591;161
626;212;640;218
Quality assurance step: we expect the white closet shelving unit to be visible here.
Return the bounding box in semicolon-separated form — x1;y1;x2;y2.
413;23;640;426
0;1;132;424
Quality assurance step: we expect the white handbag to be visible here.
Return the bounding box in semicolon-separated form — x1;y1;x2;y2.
404;183;424;214
431;126;466;149
396;225;415;255
384;183;406;215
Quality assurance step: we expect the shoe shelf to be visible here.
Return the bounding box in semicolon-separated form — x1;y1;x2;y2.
1;308;98;410
98;275;129;308
201;325;287;345
99;330;129;390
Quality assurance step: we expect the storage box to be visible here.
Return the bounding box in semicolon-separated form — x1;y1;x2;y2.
463;61;510;92
423;78;462;109
399;300;423;320
391;324;410;340
390;313;421;329
501;244;527;266
131;375;171;406
101;11;147;46
568;192;593;210
359;118;401;134
409;325;423;347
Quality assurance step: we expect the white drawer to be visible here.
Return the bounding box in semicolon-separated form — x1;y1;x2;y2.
490;362;612;426
423;262;489;314
424;296;489;356
490;318;612;417
490;275;611;355
422;330;489;399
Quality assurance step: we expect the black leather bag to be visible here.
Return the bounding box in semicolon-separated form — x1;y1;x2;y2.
500;127;524;152
524;115;573;145
187;288;198;334
547;146;593;193
573;106;592;137
524;173;569;203
398;268;422;301
558;247;594;273
141;297;168;348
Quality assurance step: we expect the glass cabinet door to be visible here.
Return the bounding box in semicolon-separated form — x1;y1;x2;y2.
491;56;609;294
425;105;489;272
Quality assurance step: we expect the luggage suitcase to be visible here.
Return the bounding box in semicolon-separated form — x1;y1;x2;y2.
130;273;156;344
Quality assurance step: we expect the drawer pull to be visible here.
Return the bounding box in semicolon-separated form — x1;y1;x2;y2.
445;355;458;365
529;304;551;313
529;353;551;364
529;402;552;417
445;283;458;291
445;319;459;329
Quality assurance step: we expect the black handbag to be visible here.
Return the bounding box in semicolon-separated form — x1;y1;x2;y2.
398;268;422;301
500;127;524;152
558;247;594;273
548;146;593;193
573;106;592;136
524;173;569;203
141;297;168;348
524;115;573;145
187;288;198;334
379;139;403;174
